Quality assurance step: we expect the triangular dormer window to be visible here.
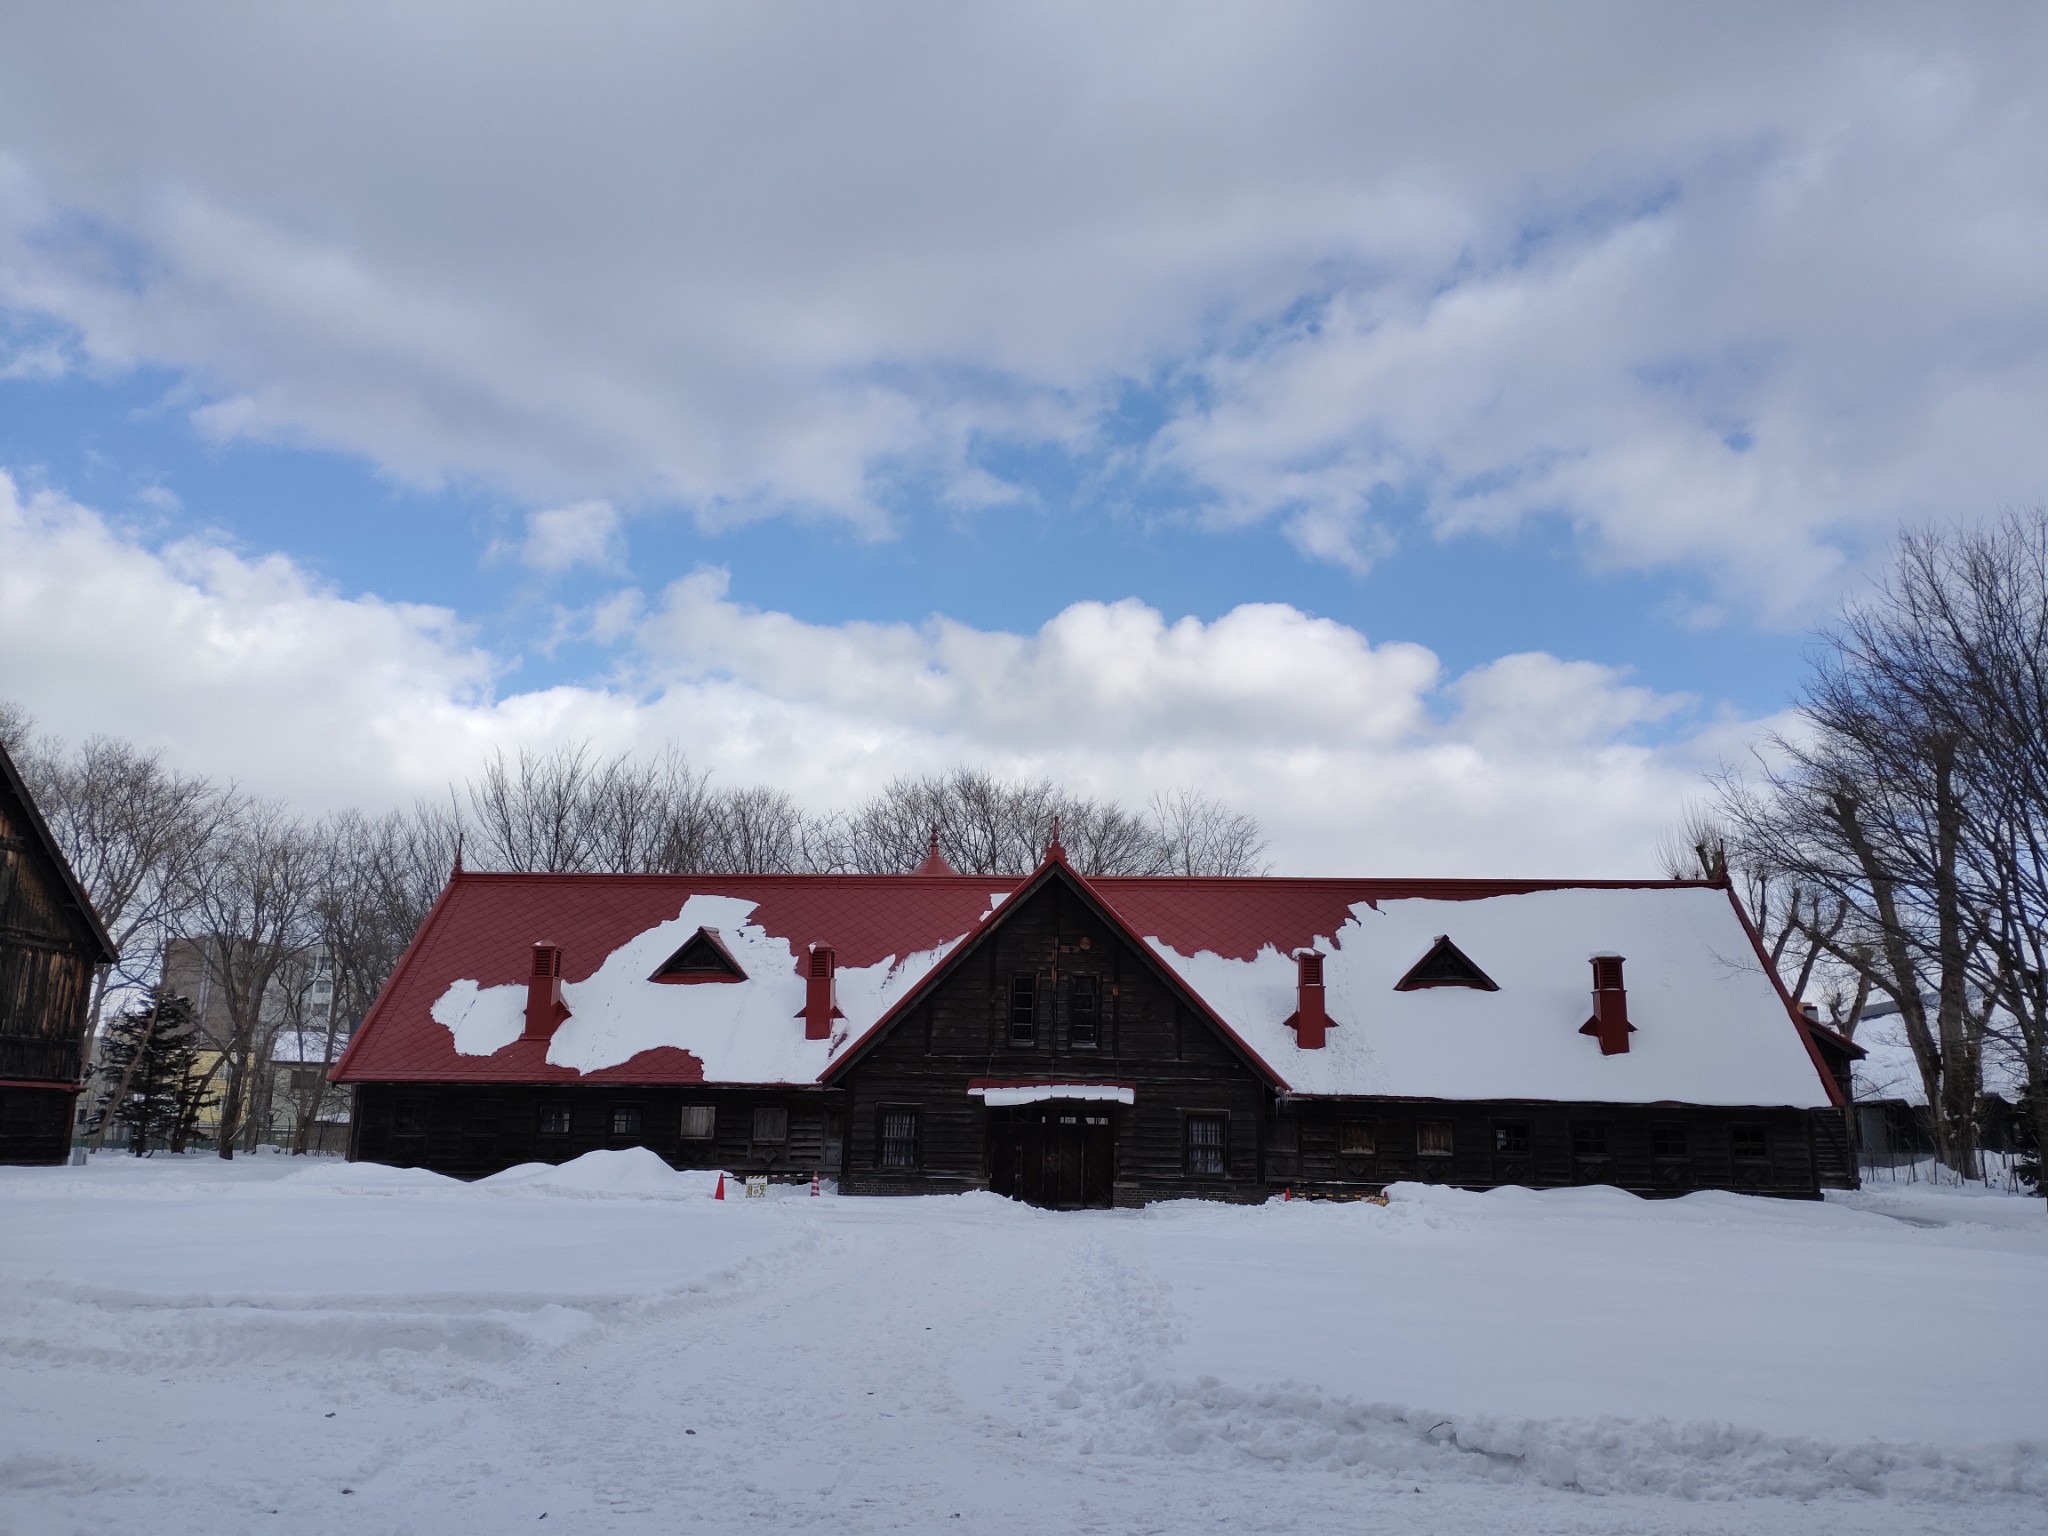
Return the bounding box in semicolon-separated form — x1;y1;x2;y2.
1393;935;1499;992
650;927;748;984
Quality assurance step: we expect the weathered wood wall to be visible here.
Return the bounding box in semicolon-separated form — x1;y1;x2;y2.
0;777;99;1163
1269;1099;1826;1198
838;875;1271;1204
350;1082;846;1178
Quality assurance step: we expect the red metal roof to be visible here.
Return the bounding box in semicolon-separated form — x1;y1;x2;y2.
332;871;1018;1085
334;868;1733;1089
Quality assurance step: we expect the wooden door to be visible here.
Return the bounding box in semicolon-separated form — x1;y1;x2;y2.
988;1103;1114;1208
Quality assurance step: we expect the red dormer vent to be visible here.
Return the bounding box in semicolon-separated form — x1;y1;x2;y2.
1284;950;1330;1050
1393;935;1499;992
799;943;846;1040
1579;954;1635;1055
522;942;571;1042
650;927;748;984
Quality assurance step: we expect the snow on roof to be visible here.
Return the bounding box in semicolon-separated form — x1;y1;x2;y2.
1145;886;1832;1107
334;871;1006;1086
428;894;960;1081
336;868;1833;1105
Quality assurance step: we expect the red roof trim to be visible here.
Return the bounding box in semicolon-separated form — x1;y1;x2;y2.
822;855;1291;1091
0;1077;85;1093
330;868;467;1085
1721;882;1846;1108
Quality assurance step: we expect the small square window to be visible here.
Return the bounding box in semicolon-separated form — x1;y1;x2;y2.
1268;1117;1299;1153
1730;1123;1769;1160
880;1107;919;1169
1069;976;1099;1047
467;1099;500;1135
393;1100;428;1136
1418;1121;1454;1157
1338;1121;1376;1156
1571;1122;1609;1158
1008;975;1038;1046
679;1104;715;1141
611;1104;643;1137
1494;1121;1530;1155
538;1104;572;1136
1652;1124;1689;1158
752;1107;788;1144
1185;1113;1228;1176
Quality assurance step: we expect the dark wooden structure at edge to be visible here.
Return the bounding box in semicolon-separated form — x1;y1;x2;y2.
0;741;116;1164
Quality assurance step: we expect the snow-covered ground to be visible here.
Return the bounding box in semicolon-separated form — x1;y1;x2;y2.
3;1153;2044;1535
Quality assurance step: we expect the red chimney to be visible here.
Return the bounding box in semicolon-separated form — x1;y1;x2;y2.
522;942;570;1042
1579;954;1635;1055
802;943;843;1040
1287;950;1328;1050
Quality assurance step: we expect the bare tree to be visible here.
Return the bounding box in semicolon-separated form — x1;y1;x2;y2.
706;784;807;873
1713;519;2048;1177
1147;788;1269;877
32;735;232;1021
183;801;324;1160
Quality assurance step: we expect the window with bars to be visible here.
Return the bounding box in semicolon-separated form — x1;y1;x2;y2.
752;1107;788;1144
1008;975;1038;1046
537;1104;572;1136
1494;1122;1530;1155
1571;1122;1609;1158
611;1104;643;1137
1068;975;1099;1047
1338;1121;1376;1156
393;1100;428;1136
1730;1123;1769;1160
466;1099;500;1135
1185;1113;1228;1176
880;1107;919;1169
1417;1121;1454;1157
679;1105;715;1141
1652;1123;1689;1158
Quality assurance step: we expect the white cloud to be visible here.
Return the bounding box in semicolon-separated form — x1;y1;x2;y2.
0;9;2041;610
0;477;1731;875
492;500;625;577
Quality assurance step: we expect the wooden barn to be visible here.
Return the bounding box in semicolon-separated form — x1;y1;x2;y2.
333;835;1855;1203
0;741;116;1164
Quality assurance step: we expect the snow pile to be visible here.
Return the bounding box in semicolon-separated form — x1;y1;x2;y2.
477;1147;730;1200
278;1160;459;1194
1147;886;1831;1104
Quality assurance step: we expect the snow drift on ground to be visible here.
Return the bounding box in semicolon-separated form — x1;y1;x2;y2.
1;1154;2043;1535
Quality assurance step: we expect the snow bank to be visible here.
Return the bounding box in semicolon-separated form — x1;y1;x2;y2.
477;1147;730;1200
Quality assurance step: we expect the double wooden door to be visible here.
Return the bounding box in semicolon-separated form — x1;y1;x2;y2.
989;1103;1115;1208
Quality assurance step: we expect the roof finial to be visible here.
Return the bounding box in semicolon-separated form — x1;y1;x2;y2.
911;824;957;876
1046;814;1065;862
452;833;465;878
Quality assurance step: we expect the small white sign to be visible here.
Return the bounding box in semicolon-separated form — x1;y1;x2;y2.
744;1175;769;1199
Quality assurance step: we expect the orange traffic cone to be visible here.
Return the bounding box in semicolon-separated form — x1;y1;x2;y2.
714;1172;725;1200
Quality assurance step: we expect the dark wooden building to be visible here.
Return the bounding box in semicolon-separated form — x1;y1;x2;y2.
0;741;116;1164
336;838;1853;1202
